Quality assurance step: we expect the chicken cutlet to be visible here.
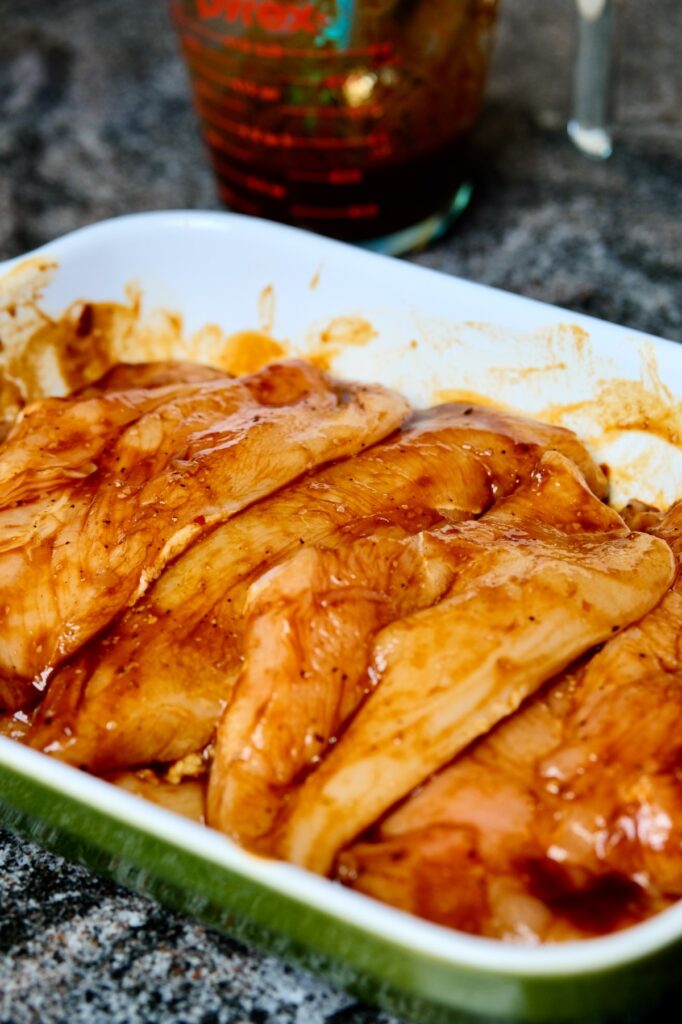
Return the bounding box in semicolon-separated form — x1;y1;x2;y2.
107;768;207;824
276;453;674;875
339;503;682;942
27;403;606;774
0;360;407;711
76;360;231;394
208;531;458;847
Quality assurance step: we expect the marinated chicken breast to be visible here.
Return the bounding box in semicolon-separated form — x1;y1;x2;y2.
28;404;606;772
277;454;674;875
340;502;682;942
77;360;231;394
108;769;207;823
208;531;458;846
0;361;407;711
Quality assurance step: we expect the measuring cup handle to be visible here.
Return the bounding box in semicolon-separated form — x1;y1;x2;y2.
568;0;615;158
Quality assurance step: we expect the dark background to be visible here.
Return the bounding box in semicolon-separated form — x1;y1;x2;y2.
0;0;681;338
1;2;682;1022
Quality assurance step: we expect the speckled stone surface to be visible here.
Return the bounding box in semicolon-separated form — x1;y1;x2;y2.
0;0;680;338
0;828;399;1024
1;2;681;1022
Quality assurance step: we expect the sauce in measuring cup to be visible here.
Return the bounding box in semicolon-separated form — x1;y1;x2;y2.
170;1;499;251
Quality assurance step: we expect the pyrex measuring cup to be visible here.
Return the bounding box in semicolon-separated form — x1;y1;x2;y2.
169;0;498;251
169;0;615;254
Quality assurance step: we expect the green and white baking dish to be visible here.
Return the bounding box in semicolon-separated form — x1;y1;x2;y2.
1;211;681;1023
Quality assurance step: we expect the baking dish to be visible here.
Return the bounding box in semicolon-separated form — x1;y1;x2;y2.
0;210;681;1023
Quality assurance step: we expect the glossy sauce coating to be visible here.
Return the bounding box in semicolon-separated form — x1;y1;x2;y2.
339;503;682;941
276;453;673;874
28;401;604;774
0;360;407;711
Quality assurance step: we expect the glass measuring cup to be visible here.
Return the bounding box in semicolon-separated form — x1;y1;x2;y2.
169;1;614;254
169;0;499;252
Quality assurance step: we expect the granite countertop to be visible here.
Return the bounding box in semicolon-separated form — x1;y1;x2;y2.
1;2;681;1022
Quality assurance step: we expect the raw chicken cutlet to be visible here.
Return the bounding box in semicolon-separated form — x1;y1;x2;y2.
0;360;407;712
26;402;606;773
271;454;673;874
339;504;682;942
76;360;231;393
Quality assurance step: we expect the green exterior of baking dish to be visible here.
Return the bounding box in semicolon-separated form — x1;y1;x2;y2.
0;756;680;1024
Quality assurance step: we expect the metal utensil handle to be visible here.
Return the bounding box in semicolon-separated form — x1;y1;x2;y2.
568;0;615;158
